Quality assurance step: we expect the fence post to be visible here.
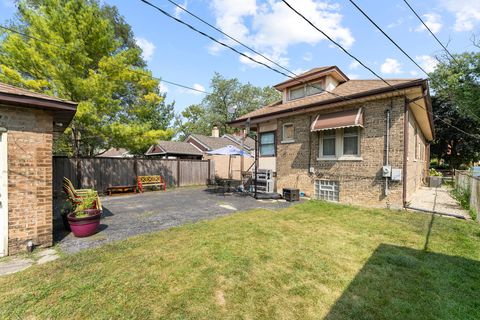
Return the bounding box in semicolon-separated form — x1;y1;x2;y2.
177;158;181;187
76;157;82;188
207;159;211;180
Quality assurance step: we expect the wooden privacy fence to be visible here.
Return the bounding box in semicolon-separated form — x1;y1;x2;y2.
53;157;214;196
455;170;480;221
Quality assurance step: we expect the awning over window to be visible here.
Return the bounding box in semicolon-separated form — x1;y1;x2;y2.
310;108;364;132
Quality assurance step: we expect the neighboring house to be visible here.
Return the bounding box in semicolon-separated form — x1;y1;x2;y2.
185;128;255;179
230;66;434;208
97;148;132;158
0;82;77;255
145;140;203;159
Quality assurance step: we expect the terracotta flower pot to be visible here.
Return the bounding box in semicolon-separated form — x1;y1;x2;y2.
67;209;102;237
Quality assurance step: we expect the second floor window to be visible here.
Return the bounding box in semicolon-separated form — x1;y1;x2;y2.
259;131;275;156
288;80;325;101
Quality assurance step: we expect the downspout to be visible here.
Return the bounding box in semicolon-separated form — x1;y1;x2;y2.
402;97;409;207
384;102;391;196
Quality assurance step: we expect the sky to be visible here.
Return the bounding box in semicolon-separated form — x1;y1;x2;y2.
1;0;479;115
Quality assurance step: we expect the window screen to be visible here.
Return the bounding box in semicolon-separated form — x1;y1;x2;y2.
314;180;339;202
343;127;359;155
282;123;294;141
289;86;305;100
322;129;336;156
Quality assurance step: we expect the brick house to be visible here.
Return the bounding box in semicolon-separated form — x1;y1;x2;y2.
230;66;433;208
0;82;77;255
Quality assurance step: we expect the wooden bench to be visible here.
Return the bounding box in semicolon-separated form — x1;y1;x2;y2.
137;175;167;193
106;185;137;196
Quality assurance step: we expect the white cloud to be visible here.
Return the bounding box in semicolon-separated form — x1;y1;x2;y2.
135;37;156;61
349;60;360;70
346;74;359;79
416;55;439;73
409;70;419;76
158;83;169;93
303;52;313;61
192;83;205;95
2;0;14;8
174;1;188;19
238;51;289;69
415;13;442;34
441;0;480;31
387;18;404;29
210;0;354;68
381;58;402;74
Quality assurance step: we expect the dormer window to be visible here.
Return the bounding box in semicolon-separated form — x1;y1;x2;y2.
288;80;325;101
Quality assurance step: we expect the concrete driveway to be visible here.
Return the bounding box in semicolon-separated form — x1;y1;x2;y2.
55;187;293;254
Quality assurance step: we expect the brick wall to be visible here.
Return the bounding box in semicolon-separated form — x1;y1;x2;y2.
275;97;407;208
0;105;53;254
406;111;428;202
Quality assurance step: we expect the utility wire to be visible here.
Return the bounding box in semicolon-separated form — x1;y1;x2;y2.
162;0;296;77
281;0;480;139
347;0;429;76
0;25;209;95
138;0;352;102
402;0;457;62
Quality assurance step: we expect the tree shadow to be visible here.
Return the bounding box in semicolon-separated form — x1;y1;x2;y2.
324;243;480;319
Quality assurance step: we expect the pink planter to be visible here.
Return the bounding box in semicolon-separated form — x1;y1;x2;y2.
67;209;102;237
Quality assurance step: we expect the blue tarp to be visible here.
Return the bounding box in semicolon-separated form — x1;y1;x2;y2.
207;145;252;157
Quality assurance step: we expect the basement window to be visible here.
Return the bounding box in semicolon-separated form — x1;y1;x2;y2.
314;180;339;202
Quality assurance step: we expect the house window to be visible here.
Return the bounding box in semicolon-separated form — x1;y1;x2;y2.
318;128;362;160
259;131;275;156
343;127;359;155
314;180;339;202
288;81;325;101
282;123;294;142
321;129;336;157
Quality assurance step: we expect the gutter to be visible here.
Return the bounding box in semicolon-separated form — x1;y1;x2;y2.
229;79;426;126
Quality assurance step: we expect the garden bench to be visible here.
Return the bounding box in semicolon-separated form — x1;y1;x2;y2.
136;175;167;193
106;185;137;196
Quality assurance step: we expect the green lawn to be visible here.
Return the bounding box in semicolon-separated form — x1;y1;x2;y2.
1;201;480;319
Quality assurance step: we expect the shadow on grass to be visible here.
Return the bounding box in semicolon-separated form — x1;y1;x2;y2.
325;243;480;320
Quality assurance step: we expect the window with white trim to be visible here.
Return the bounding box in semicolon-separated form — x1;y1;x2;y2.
318;127;362;160
288;80;325;101
259;131;275;157
282;123;294;142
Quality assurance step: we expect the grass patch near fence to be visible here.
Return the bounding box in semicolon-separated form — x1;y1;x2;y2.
451;187;477;220
1;201;480;319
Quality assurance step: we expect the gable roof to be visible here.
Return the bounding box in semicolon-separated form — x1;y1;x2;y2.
231;79;425;124
0;82;77;132
97;148;132;158
274;66;350;91
223;134;255;150
146;140;203;156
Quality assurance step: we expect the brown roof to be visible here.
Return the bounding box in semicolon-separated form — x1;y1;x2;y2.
274;66;349;90
232;79;424;123
187;134;254;153
223;134;255;150
0;82;77;132
146;140;203;156
311;108;364;131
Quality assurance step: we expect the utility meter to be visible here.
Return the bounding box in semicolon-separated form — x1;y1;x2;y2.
382;165;392;177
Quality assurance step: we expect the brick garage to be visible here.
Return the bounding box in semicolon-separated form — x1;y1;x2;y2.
0;83;77;256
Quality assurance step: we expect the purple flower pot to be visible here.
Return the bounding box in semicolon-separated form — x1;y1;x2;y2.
67;209;102;238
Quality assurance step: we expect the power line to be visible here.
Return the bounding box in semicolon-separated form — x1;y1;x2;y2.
0;24;209;95
138;0;352;102
280;0;480;140
347;0;429;76
402;0;457;62
162;0;296;77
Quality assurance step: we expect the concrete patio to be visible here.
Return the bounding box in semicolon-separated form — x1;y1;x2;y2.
55;187;293;254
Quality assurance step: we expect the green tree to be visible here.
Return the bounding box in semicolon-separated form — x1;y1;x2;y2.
0;0;174;156
430;96;480;169
177;73;281;138
429;51;480;119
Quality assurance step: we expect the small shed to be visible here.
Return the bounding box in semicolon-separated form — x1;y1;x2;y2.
0;82;77;256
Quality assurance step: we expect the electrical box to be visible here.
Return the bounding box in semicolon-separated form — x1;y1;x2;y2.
382;165;392;177
391;168;402;181
309;167;315;174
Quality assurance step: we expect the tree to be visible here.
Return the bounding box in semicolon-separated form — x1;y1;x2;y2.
430;96;480;169
0;0;174;156
176;73;281;138
429;51;480;119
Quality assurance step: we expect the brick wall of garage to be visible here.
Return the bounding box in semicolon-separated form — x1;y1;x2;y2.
275;96;406;208
0;105;53;254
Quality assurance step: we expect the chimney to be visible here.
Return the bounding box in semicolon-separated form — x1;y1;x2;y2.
211;126;219;138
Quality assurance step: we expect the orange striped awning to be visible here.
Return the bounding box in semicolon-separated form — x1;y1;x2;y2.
310;108;364;132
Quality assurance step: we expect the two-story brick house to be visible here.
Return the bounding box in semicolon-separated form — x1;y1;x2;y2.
230;66;433;208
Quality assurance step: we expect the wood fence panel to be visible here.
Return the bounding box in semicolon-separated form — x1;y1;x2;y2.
136;159;178;187
179;160;209;186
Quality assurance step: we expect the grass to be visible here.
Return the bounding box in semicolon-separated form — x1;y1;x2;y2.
451;187;477;220
1;201;480;319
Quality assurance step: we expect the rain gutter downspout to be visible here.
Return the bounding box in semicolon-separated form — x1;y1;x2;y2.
385;102;391;196
402;97;409;207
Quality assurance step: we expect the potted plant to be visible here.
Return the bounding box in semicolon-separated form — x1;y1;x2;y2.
429;168;443;188
67;195;102;237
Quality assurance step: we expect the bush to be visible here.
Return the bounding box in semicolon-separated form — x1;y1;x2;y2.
429;168;443;176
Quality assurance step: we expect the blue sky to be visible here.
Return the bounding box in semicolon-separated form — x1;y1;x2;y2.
1;0;479;114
